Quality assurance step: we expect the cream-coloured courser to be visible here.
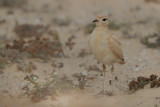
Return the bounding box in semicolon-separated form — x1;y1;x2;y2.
89;16;125;91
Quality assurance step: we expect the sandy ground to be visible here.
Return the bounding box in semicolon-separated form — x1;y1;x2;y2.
0;0;160;107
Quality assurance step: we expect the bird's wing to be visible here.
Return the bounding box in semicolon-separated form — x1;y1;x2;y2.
107;36;124;60
112;37;121;45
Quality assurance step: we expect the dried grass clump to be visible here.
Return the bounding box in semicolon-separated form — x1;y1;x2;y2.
129;74;160;91
6;36;63;59
145;0;160;3
0;0;27;7
78;49;90;57
0;19;6;24
0;59;6;69
72;73;87;89
141;33;160;49
0;48;22;69
17;61;36;73
14;24;49;38
129;76;150;91
150;74;160;88
65;35;75;50
72;72;98;90
23;73;74;103
85;65;101;72
52;18;71;26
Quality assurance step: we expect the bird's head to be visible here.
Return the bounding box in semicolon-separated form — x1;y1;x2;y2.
92;16;109;27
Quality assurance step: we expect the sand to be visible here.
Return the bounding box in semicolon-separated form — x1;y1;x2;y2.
0;0;160;107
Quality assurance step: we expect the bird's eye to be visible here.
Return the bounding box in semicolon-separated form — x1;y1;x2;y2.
102;18;107;21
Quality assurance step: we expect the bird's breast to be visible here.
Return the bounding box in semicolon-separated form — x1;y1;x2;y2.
89;30;117;64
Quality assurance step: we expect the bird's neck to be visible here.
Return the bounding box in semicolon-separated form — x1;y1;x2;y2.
95;25;108;31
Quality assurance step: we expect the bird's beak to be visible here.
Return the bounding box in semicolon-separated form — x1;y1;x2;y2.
92;19;99;23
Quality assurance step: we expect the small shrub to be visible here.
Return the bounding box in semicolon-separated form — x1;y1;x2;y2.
0;0;27;7
145;0;160;3
23;73;74;103
141;33;160;48
6;36;63;59
14;24;49;38
65;35;75;50
17;61;36;73
72;73;87;89
0;48;22;69
129;74;160;92
78;49;90;57
52;18;70;26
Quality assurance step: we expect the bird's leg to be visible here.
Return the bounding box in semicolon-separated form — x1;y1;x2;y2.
111;64;114;73
102;64;106;92
110;64;114;92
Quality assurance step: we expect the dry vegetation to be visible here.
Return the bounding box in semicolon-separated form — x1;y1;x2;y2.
0;0;27;7
14;24;49;38
0;48;22;69
145;0;160;3
141;33;160;48
0;0;160;107
129;74;160;91
23;73;74;103
6;36;63;59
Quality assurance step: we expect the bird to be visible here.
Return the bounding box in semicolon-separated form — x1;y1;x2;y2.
89;16;125;92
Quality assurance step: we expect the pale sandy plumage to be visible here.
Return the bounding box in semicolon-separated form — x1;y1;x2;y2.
90;17;125;65
89;16;125;92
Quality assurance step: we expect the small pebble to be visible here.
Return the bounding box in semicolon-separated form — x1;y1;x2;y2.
82;71;87;76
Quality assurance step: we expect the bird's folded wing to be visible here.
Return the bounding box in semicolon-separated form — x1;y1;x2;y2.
108;36;124;59
112;37;121;45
